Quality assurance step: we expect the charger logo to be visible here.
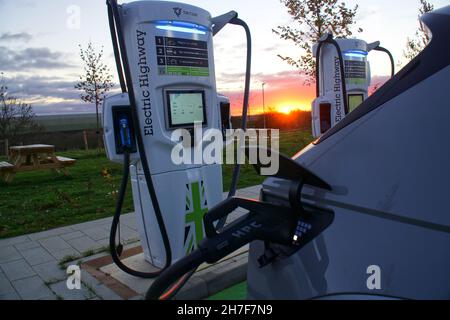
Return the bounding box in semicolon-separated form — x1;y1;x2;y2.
173;7;182;17
172;7;198;18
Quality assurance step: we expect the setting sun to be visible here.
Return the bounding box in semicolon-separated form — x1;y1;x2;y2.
276;103;310;114
277;105;296;114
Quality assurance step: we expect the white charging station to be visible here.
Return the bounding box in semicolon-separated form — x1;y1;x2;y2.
312;38;384;138
103;1;230;268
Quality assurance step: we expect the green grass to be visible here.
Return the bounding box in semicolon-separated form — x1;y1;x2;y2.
0;149;134;238
0;130;313;239
208;282;248;300
222;129;313;190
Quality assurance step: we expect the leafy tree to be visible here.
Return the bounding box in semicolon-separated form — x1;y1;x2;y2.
403;0;434;62
75;42;114;148
0;73;40;147
273;0;362;83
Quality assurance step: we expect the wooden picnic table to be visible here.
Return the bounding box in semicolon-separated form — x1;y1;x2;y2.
0;144;76;183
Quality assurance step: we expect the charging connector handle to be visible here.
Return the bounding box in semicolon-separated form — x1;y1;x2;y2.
212;11;238;36
147;191;335;300
146;149;334;300
119;118;132;150
146;197;298;300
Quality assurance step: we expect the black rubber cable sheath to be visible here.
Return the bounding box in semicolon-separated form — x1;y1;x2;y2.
315;41;323;98
107;0;172;278
228;17;252;198
107;2;126;93
145;249;205;300
315;35;349;115
374;46;395;78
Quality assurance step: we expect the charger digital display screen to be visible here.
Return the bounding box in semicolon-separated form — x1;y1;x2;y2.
167;91;207;128
348;94;364;112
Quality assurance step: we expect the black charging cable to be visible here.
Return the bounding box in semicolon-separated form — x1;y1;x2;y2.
227;17;252;197
315;34;350;115
107;0;172;279
374;46;395;78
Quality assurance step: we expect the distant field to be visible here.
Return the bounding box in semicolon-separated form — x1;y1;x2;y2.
222;129;313;190
0;129;313;239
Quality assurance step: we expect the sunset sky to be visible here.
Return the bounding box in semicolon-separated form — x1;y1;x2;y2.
0;0;448;115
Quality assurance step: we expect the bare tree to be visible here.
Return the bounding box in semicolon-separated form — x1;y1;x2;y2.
0;73;40;148
273;0;362;84
75;42;114;149
403;0;434;62
0;72;6;101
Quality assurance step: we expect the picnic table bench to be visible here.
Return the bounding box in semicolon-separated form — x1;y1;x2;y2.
0;144;76;183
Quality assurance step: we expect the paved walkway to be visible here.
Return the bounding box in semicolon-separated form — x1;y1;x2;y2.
0;185;261;300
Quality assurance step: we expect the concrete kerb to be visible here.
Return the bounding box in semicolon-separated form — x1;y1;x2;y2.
70;244;249;300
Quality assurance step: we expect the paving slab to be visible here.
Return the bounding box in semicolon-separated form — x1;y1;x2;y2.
114;225;139;242
39;236;73;253
61;231;85;241
119;218;138;231
14;241;41;251
32;261;67;283
0;246;22;264
71;218;112;231
81;227;109;241
20;246;55;266
28;226;76;241
0;273;16;296
0;291;20;300
95;237;111;248
13;276;55;300
0;235;30;248
49;281;95;300
51;247;81;261
1;259;37;281
67;236;101;254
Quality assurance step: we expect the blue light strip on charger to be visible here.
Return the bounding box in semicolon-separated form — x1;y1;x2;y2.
344;50;368;58
155;20;208;35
